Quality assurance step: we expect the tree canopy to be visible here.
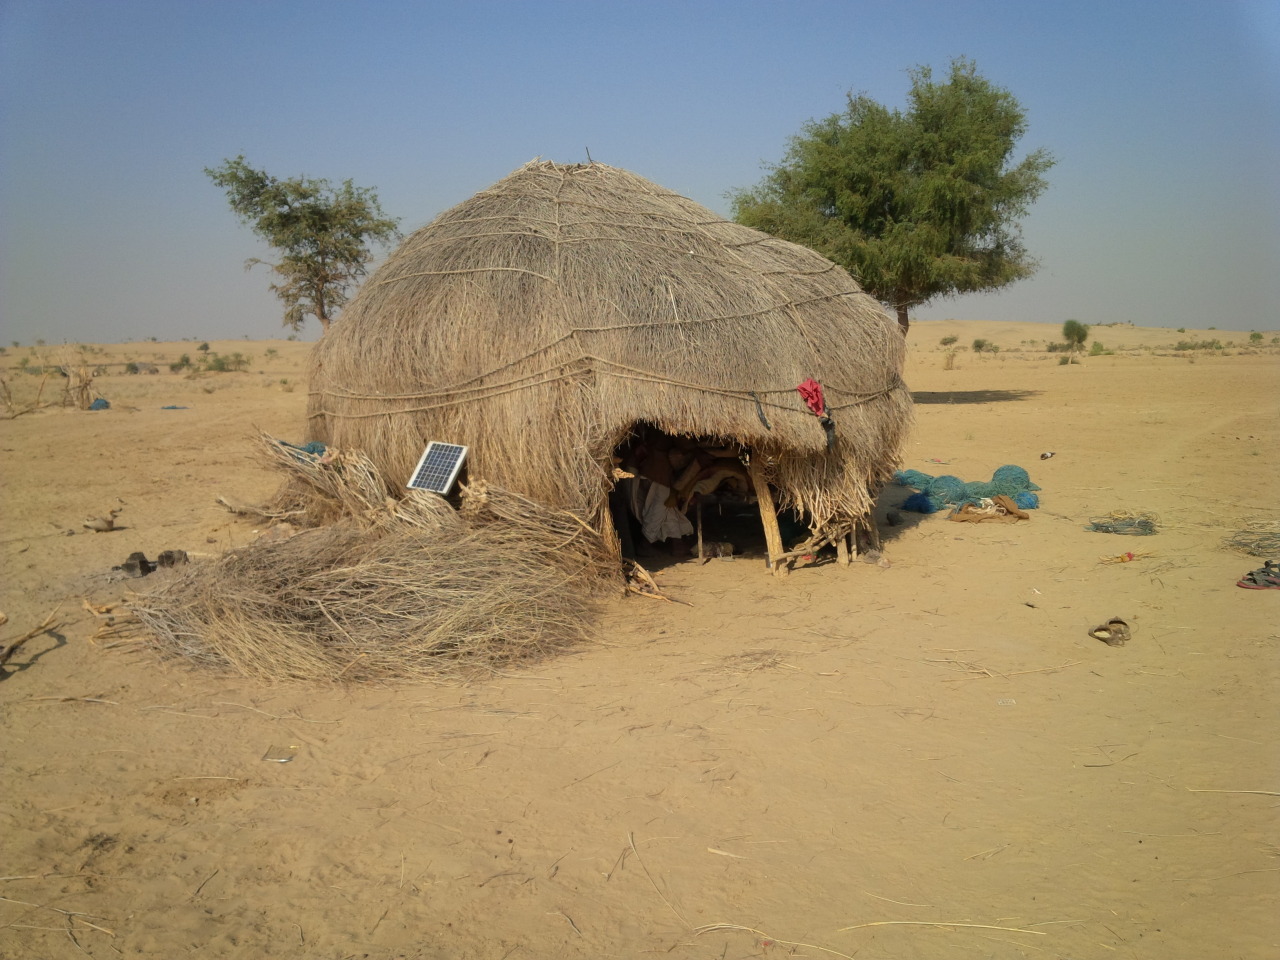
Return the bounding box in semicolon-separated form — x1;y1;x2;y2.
205;157;400;333
730;58;1054;334
1062;319;1089;351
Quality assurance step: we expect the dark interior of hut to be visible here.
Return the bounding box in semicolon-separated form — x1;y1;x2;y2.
609;423;809;567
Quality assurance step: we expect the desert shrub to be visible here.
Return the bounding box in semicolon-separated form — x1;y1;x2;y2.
197;342;210;353
939;335;958;346
1174;339;1222;351
1249;332;1263;343
1089;341;1112;356
1176;327;1186;333
124;361;140;375
1045;341;1070;353
1062;319;1089;351
971;338;988;353
943;350;957;370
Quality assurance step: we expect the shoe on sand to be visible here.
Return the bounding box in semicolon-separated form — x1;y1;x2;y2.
1237;560;1280;590
1089;617;1132;645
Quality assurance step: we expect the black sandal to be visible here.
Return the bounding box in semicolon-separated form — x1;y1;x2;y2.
1237;560;1280;590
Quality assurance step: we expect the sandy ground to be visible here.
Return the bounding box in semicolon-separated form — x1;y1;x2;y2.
1;324;1277;960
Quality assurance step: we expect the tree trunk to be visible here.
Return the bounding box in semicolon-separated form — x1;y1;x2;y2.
896;304;910;336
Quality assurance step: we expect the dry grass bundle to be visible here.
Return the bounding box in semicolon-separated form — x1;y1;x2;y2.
139;438;618;683
1088;510;1160;536
219;434;464;533
307;160;910;541
135;517;608;683
1222;519;1280;558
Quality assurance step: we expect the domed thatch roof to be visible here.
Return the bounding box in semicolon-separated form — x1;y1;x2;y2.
308;161;910;542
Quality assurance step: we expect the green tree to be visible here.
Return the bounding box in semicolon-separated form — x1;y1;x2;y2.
730;58;1054;335
1062;319;1089;354
205;156;400;333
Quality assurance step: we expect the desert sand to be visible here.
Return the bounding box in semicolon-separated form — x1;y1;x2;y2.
1;322;1276;959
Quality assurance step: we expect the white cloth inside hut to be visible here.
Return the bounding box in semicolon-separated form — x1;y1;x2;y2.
623;478;695;543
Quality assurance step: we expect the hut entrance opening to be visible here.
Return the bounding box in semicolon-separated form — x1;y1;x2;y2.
609;423;804;566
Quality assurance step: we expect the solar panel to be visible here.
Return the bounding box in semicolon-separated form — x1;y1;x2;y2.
406;442;469;494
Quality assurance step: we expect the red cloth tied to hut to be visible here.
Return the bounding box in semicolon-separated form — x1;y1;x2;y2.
797;378;826;416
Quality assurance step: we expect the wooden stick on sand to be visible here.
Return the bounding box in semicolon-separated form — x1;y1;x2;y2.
0;607;64;668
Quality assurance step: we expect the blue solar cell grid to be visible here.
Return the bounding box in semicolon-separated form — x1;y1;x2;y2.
407;442;468;494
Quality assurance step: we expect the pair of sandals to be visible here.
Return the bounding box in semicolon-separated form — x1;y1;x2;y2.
1237;560;1280;590
1089;617;1132;646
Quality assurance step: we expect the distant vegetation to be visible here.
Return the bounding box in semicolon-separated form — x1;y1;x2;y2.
1062;319;1089;353
206;156;400;335
730;57;1054;335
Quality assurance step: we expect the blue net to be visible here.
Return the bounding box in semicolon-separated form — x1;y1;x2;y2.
894;464;1041;513
901;491;944;513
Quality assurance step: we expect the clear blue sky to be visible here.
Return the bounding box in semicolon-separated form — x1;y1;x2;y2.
2;0;1277;343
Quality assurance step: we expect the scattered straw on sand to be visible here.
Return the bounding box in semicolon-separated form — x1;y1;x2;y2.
1222;519;1280;558
134;439;617;683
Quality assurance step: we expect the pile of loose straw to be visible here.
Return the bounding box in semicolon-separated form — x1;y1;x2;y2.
135;439;617;682
1222;519;1280;559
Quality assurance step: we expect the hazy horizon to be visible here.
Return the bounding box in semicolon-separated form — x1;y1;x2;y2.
3;0;1278;343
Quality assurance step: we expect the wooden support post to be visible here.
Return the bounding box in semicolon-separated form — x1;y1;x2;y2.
747;455;789;577
696;499;704;562
854;517;883;556
836;533;850;566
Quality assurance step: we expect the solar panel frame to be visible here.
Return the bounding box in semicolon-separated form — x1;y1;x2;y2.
406;442;469;495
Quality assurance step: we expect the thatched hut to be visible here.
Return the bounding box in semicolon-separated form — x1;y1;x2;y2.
308;161;910;573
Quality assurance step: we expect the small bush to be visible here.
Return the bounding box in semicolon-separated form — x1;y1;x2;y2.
942;350;957;370
939;335;958;346
1249;332;1263;343
1176;327;1186;333
1062;319;1089;350
972;338;989;353
1058;356;1070;365
124;362;140;375
197;342;210;353
1174;339;1222;351
1089;341;1113;356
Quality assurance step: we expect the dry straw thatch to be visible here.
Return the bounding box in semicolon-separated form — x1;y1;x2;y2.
136;440;616;683
308;161;911;546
